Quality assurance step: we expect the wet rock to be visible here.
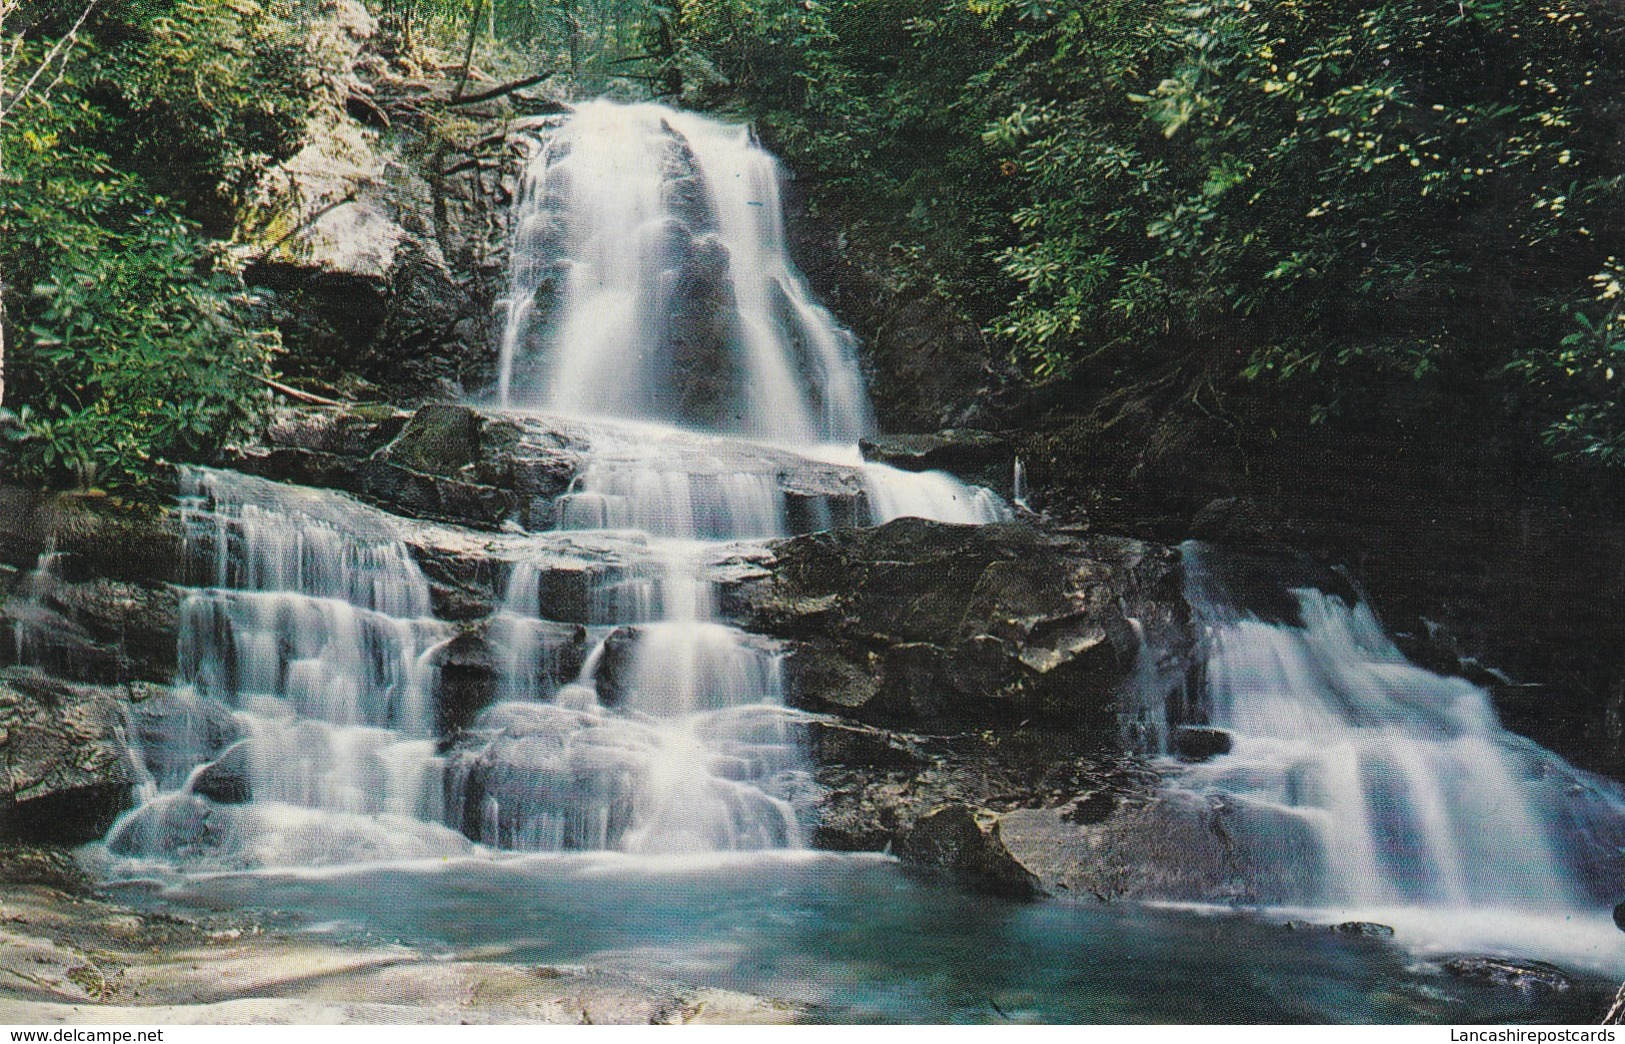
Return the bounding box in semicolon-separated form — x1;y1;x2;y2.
1331;921;1396;938
129;688;242;791
590;626;642;709
192;743;253;805
806;719;925;769
0;670;135;844
1189;496;1301;548
1065;790;1118;825
263;405;410;457
0;845;92;894
1171;726;1233;762
898;803;1042;899
859;430;1013;491
228;446;515;530
785;640;882;717
1443;956;1571;992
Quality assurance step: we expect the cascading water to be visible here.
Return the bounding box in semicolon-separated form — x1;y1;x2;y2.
1146;543;1625;929
102;99;1009;871
497;100;873;445
445;99;1009;857
106;469;471;869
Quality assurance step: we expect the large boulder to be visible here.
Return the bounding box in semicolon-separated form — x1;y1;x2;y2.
898;804;1041;899
0;671;136;844
737;518;1183;732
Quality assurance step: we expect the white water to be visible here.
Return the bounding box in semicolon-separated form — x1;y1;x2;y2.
458;100;1008;855
1154;544;1625;933
497;99;873;445
106;469;470;869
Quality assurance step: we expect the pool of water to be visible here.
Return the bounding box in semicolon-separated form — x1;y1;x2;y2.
96;851;1619;1023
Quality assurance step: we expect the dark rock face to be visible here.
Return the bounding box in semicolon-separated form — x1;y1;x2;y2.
737;518;1183;733
1171;726;1232;762
810;716;1162;887
898;804;1042;899
246;244;488;402
227;404;587;532
0;489;183;686
777;178;1004;433
1009;390;1625;782
382;404;488;478
191;743;253;805
0;670;136;844
1443;957;1572;993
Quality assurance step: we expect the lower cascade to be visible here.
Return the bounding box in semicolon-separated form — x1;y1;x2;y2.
1146;544;1625;917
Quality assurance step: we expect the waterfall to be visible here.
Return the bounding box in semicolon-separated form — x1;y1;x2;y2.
105;469;472;869
100;100;1008;871
497;99;874;445
446;100;1010;856
1152;543;1625;915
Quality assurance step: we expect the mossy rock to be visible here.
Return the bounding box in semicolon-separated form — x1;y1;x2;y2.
385;404;485;478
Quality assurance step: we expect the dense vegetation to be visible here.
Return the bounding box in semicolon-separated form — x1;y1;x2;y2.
6;0;1622;487
649;0;1625;466
0;0;318;489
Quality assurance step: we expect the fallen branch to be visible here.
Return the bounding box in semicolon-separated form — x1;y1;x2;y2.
442;158;497;177
447;71;555;107
258;377;348;407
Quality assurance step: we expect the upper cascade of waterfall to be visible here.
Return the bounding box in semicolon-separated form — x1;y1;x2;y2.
1151;543;1625;914
497;99;875;445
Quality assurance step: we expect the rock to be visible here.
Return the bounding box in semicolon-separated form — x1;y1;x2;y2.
42;578;179;683
382;404;486;478
263;405;410;457
228;446;515;530
591;627;643;709
1442;956;1571;992
1189;496;1300;548
859;430;1013;491
806;719;925;769
898;804;1042;899
0;845;92;894
784;640;882;717
0;671;135;844
1065;790;1118;825
1331;921;1396;938
1171;726;1233;762
748;518;1179;731
1614;900;1625;933
129;688;242;791
191;743;253;805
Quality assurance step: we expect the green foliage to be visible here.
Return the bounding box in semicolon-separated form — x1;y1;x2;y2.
115;0;315;229
1512;260;1625;463
1;5;285;491
988;0;1620;403
665;0;1625;466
